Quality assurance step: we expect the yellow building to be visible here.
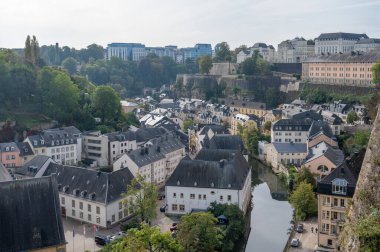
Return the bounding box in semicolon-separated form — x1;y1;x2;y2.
223;99;267;117
302;51;380;86
231;113;260;135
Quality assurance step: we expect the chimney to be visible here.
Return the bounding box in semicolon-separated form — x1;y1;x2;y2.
145;147;149;154
157;146;161;152
140;148;145;155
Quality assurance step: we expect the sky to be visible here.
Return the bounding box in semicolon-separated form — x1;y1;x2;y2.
1;0;380;50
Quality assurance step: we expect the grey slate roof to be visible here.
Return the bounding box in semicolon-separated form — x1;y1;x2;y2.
16;155;53;177
198;125;229;135
16;142;34;156
127;134;184;167
42;163;135;204
0;163;12;182
0;175;66;251
309;120;334;139
273;119;313;131
292;110;323;121
134;127;168;143
272;143;308;153
317;32;368;40
356;38;380;44
304;142;344;166
206;135;246;153
106;131;136;142
223;99;266;110
166;149;249;190
252;43;268;48
304;51;380;63
0;142;19;152
27;126;81;148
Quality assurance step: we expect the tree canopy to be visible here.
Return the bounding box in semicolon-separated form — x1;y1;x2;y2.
198;55;213;74
289;181;317;221
214;42;232;62
92;85;121;123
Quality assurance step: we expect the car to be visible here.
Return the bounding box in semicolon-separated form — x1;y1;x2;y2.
107;235;116;241
296;224;304;233
290;238;300;247
95;235;110;246
160;205;166;212
117;231;127;237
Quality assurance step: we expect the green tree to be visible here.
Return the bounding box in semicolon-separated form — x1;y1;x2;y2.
240;126;270;155
198;55;213;74
183;118;194;132
352;208;380;251
123;174;158;223
24;35;32;64
295;167;317;190
289;181;317;220
232;85;241;99
347;111;359;124
111;222;183;252
214;42;232;62
263;121;272;132
177;212;223;252
92;85;121;123
371;60;380;84
62;57;78;75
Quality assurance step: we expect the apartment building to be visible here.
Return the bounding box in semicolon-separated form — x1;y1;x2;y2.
315;32;368;55
317;151;364;250
271;119;312;143
223;99;267;117
276;37;315;63
165;149;251;215
236;43;276;63
24;126;82;165
302;51;380;86
265;142;308;169
354;38;380;52
231;113;260;135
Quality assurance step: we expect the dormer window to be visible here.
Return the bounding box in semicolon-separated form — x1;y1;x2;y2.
41;140;44;145
33;141;37;146
332;179;347;195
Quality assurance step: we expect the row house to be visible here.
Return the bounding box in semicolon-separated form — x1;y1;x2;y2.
236;43;276;63
0;142;34;168
24;126;82;165
271;119;312;143
165;149;251;215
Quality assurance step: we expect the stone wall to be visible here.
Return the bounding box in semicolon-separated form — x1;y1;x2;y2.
339;106;380;251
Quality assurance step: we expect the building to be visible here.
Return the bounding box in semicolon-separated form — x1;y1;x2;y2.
0;175;66;251
188;124;229;155
176;44;212;63
42;163;136;228
120;101;139;114
276;37;315;63
0;162;12;182
354;38;380;52
106;43;145;61
308;120;338;148
231;113;260;135
116;133;185;185
236;43;276;63
24;126;82;165
223;99;267;117
317;151;364;250
271;119;313;143
0;142;34;168
315;32;369;55
82;131;110;167
265;142;308;169
165;149;251;215
303;142;344;179
16;155;54;179
302;51;380;86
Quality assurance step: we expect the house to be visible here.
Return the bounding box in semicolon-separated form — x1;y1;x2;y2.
24;126;82;165
0;142;21;168
0;175;66;251
121;101;139;114
222;99;267;118
204;134;248;161
303;142;344;179
276;37;315;63
42;163;136;228
115;133;185;186
188;124;229;155
165;149;251;215
271;119;313;143
15;155;54;179
265;143;308;169
308;120;338;148
317;151;365;250
231;113;260;135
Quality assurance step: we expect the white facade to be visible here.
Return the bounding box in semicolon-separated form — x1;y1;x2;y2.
315;33;368;55
271;129;309;143
165;169;251;215
82;131;109;167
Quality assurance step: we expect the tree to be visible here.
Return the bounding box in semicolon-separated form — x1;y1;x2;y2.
214;42;232;62
92;85;121;123
111;222;183;252
183;118;194;132
289;181;317;221
263;121;272;132
123;174;158;223
240;126;270;155
347;111;359;124
232;85;241;99
198;55;213;74
62;57;78;75
24;35;32;64
372;60;380;84
177;212;223;252
295;167;317;190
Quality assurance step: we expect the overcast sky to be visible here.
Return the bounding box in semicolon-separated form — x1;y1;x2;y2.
1;0;380;50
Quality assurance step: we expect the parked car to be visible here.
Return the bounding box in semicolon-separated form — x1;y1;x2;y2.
160;205;166;213
290;238;300;247
296;224;304;233
95;235;110;246
107;235;116;241
117;231;127;237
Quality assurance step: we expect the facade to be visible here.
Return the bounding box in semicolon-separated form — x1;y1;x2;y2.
276;37;315;63
120;101;139;114
0;175;66;252
0;142;34;168
82;131;110;167
271;119;312;143
165;149;251;215
223;99;266;117
176;44;212;63
231;113;260;135
106;43;145;61
188;125;229;155
42;163;136;228
237;43;276;63
118;133;185;185
317;151;364;250
24;126;82;165
265;142;308;169
354;38;380;52
302;51;380;86
315;32;369;55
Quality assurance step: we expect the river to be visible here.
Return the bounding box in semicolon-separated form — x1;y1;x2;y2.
245;159;294;252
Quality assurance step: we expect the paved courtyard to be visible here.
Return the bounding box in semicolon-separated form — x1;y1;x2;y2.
289;217;318;252
151;198;180;233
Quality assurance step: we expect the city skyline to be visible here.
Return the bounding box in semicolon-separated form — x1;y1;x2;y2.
1;0;380;49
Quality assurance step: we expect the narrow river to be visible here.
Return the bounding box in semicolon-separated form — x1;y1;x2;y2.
245;159;293;252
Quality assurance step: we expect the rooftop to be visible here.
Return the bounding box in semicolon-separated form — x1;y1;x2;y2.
272;143;308;153
304;51;380;63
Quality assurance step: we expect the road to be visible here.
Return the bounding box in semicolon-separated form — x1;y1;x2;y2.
289;217;318;252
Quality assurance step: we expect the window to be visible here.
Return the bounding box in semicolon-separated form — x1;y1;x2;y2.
119;202;122;210
61;197;65;205
333;198;338;207
198;194;202;200
123;208;128;217
179;205;185;212
72;210;75;216
203;194;206;200
323;196;331;206
72;200;75;208
332;179;347;195
97;216;101;224
96;206;100;214
172;204;178;211
119;211;123;220
88;214;92;221
88;204;92;212
173;193;176;198
112;215;115;222
79;202;83;210
80;212;83;219
322;223;330;233
220;196;223;201
227;195;231;201
327;239;333;246
340;199;345;207
190;194;195;199
180;193;184;199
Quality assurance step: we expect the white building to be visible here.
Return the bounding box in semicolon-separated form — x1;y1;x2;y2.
271;119;312;143
354;38;380;52
276;37;315;63
237;43;276;63
265;142;308;169
165;149;251;215
24;126;82;165
315;32;368;55
116;133;185;186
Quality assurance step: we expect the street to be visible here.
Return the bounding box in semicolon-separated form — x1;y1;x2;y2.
289;217;318;252
151;197;181;233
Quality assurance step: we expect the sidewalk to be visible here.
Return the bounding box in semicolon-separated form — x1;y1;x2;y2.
289;217;318;252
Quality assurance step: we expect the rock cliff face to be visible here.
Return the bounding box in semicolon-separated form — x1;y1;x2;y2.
339;106;380;251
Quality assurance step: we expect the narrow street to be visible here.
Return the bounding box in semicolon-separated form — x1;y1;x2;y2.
289;218;318;252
